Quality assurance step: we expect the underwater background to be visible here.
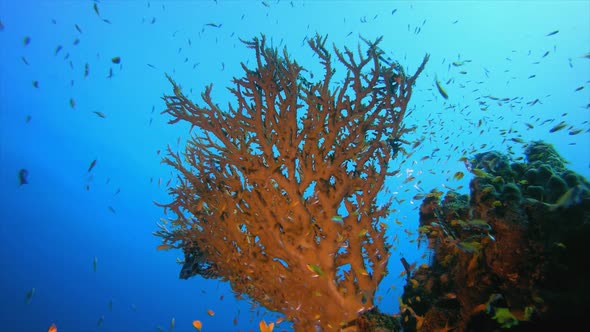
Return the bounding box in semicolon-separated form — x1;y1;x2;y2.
1;1;589;331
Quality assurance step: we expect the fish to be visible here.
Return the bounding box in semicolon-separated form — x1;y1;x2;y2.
549;121;567;133
192;320;202;331
156;244;172;250
54;45;62;55
466;219;491;231
18;169;29;185
93;256;98;272
97;315;104;327
574;86;584;92
74;24;82;33
25;287;35;304
403;176;416;184
93;111;106;118
331;215;343;222
84;63;89;78
546;30;559;36
93;3;100;16
435;77;448;99
259;320;275;332
88;159;97;172
207;309;215;316
170;317;175;330
48;323;57;332
111;56;121;64
412;193;426;200
548;185;587;211
69;98;76;109
452;171;464;180
205;23;222;28
23;36;31;46
306;263;324;277
109;299;113;311
455;240;482;253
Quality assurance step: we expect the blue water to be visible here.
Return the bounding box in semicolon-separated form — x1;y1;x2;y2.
1;1;588;331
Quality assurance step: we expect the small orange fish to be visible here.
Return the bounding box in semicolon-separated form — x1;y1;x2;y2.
192;320;202;331
207;309;215;316
259;320;274;332
48;323;57;332
156;244;172;251
443;292;457;299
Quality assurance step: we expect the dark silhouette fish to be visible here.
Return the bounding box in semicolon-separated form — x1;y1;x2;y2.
18;169;28;185
88;159;97;172
546;30;559;36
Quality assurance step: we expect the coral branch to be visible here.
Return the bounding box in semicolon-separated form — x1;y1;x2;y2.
157;34;427;331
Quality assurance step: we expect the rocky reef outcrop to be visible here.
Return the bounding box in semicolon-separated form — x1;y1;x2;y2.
399;141;590;331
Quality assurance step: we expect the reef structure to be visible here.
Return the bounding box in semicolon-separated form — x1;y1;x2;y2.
155;34;428;331
400;141;590;331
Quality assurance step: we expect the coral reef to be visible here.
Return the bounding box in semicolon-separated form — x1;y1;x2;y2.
155;34;428;331
400;141;590;331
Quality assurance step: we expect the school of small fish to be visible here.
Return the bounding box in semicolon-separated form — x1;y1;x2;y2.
5;0;589;331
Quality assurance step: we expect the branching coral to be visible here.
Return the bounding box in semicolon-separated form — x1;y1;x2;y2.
156;34;427;331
